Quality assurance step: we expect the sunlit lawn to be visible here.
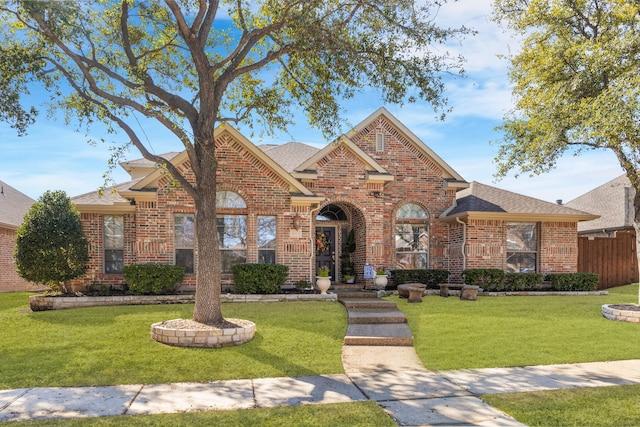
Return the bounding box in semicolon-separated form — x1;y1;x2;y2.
391;283;640;370
0;294;346;388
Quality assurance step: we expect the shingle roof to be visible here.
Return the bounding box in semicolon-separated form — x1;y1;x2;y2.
565;174;634;232
119;152;180;169
0;181;35;229
71;179;142;206
442;181;596;219
258;142;320;172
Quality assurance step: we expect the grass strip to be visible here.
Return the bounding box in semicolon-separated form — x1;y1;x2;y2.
482;383;640;427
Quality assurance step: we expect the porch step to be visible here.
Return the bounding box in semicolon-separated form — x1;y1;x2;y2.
339;298;398;310
344;323;414;346
347;308;408;324
334;289;378;299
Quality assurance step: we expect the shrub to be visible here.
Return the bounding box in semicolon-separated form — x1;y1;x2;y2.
390;269;450;289
544;273;599;291
14;190;89;294
123;264;185;295
233;264;289;294
504;273;543;291
462;269;505;289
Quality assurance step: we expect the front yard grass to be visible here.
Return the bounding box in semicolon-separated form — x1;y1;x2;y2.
482;383;640;427
0;294;346;388
391;283;640;370
4;402;395;427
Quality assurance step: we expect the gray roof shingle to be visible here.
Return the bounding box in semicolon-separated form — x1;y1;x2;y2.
565;174;634;232
443;181;595;218
0;181;35;229
258;142;320;172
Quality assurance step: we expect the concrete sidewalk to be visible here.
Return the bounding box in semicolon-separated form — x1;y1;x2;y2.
1;359;639;424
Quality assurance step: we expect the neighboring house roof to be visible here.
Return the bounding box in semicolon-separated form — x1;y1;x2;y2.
565;174;635;233
440;181;598;222
0;181;35;230
258;142;320;172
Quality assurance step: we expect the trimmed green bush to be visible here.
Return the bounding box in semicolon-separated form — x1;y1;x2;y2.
504;273;543;291
544;273;599;291
389;269;450;289
462;269;505;288
123;264;185;295
233;264;289;294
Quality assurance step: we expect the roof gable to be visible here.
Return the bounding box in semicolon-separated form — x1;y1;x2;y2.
348;107;467;186
131;124;315;196
0;181;35;229
441;181;598;222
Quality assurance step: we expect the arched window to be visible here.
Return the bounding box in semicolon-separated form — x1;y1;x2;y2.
216;190;247;208
395;203;429;270
216;191;247;272
316;204;348;221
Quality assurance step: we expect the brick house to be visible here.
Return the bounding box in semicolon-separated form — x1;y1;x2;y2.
0;181;46;292
70;108;597;290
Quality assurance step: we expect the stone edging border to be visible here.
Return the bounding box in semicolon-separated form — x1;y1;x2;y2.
29;293;338;311
601;304;640;323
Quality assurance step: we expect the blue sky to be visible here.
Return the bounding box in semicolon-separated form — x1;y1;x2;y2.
0;0;623;202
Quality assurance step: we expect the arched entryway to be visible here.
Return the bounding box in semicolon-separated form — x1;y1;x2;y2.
315;203;366;283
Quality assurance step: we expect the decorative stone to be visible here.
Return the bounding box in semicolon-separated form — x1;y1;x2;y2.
460;285;479;301
407;286;424;303
398;283;425;298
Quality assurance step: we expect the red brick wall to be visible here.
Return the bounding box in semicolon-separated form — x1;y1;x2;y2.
0;226;47;292
447;218;580;283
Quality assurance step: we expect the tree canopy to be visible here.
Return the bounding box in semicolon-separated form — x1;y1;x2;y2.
0;0;469;325
493;0;640;302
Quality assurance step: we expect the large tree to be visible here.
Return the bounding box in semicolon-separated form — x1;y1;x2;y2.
0;0;467;325
493;0;640;301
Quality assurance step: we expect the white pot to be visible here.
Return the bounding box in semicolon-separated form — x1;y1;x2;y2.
374;275;388;289
316;276;331;294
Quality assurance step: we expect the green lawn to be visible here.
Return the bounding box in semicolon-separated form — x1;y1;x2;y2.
483;384;640;427
3;402;395;427
391;283;640;370
0;294;346;388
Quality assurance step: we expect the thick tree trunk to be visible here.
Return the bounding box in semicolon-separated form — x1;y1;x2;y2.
192;145;224;326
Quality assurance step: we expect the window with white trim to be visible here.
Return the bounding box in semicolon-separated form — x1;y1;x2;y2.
104;215;124;274
395;203;429;270
174;214;195;274
506;222;538;273
217;191;247;273
257;215;276;264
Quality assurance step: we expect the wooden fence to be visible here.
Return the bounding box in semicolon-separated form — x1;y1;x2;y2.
578;231;638;289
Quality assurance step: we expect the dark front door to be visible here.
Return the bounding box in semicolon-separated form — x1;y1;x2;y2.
315;226;336;279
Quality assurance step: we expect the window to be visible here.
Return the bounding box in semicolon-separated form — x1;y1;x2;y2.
217;215;247;273
506;223;538;273
395;203;429;269
104;215;124;274
216;190;247;208
258;216;276;264
174;214;195;274
375;132;384;152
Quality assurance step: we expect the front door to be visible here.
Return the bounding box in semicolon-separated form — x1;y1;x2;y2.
315;226;336;279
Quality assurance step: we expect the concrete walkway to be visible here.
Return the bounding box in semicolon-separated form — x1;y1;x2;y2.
2;292;640;425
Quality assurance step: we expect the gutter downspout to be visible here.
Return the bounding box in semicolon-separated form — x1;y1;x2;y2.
456;217;467;274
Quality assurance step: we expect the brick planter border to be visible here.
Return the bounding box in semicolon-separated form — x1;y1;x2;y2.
29;293;337;311
151;318;256;348
602;304;640;323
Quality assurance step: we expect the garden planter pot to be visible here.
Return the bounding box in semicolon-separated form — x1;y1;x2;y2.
374;275;388;290
316;277;331;294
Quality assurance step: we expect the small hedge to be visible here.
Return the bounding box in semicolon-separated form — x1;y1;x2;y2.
462;269;505;288
503;273;544;291
389;269;450;289
233;263;289;294
123;264;185;295
544;273;599;291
